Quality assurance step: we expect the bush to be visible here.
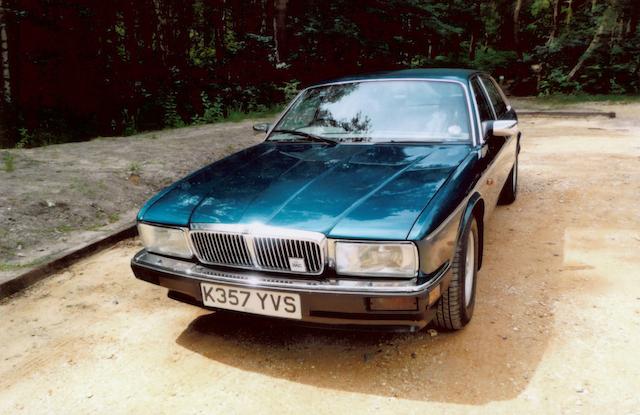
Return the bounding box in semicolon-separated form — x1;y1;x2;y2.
279;80;300;102
16;128;32;149
192;92;223;125
472;48;519;74
163;93;185;128
2;152;14;172
538;68;582;95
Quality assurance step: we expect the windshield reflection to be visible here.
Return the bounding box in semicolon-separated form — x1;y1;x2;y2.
271;80;471;144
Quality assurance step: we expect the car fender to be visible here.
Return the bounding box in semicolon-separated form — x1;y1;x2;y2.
457;192;484;271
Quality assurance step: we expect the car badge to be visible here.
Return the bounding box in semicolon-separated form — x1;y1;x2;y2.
288;257;307;272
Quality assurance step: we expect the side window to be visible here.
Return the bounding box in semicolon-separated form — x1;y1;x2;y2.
480;76;509;119
471;78;494;122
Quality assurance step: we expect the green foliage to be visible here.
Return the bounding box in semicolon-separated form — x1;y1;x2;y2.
530;0;552;17
538;68;582;95
122;109;137;136
16;128;32;149
6;0;640;148
0;257;50;272
192;92;224;125
409;55;429;68
472;48;519;73
279;80;300;102
2;152;14;172
225;105;283;123
128;162;142;176
162;93;185;128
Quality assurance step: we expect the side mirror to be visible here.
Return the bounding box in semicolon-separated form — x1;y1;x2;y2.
481;120;518;139
253;122;270;133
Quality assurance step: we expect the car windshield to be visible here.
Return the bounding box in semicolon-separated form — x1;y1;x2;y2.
269;80;471;143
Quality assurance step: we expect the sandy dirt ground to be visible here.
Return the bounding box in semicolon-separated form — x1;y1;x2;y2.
0;119;266;279
1;106;640;414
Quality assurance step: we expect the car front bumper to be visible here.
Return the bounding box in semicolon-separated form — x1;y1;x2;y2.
131;249;450;331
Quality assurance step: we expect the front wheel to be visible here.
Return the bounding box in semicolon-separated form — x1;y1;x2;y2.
434;217;479;330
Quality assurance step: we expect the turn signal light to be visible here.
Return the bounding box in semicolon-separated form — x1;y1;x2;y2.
428;285;441;306
368;297;418;311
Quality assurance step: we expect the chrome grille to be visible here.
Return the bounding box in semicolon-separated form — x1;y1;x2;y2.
188;226;325;275
190;231;252;267
254;237;323;274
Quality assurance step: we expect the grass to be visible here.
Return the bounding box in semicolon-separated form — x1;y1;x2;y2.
2;105;285;149
108;212;120;223
530;94;640;106
128;162;142;175
71;178;98;197
55;225;74;233
2;152;15;172
133;105;283;139
225;105;283;123
0;257;51;272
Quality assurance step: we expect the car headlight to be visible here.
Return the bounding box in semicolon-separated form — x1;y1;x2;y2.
137;223;192;258
335;242;418;278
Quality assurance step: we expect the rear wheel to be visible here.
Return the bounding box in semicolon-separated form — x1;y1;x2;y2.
434;217;479;330
498;155;518;205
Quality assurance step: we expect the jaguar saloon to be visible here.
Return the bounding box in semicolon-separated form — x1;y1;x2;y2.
131;68;520;331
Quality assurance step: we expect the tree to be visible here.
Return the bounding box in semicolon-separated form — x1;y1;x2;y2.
1;0;638;147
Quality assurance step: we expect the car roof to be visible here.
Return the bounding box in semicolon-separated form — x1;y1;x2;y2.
312;68;483;87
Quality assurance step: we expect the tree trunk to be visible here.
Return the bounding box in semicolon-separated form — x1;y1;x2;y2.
513;0;523;54
468;1;481;61
468;33;476;61
627;1;639;37
273;0;288;64
0;0;10;104
0;0;12;146
567;4;617;80
213;0;226;66
548;0;560;44
565;0;573;26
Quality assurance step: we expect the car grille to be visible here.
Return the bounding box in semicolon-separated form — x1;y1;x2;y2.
253;237;323;274
189;231;253;267
189;230;324;274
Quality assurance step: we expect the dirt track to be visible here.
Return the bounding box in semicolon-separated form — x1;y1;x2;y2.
1;107;640;414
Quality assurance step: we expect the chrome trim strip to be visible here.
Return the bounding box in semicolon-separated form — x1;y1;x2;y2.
477;76;498;121
267;78;479;147
134;250;443;295
469;74;487;145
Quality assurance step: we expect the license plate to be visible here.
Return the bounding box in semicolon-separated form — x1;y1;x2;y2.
200;282;302;320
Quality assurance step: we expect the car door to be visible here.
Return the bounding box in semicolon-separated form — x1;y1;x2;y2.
470;76;503;216
478;75;519;204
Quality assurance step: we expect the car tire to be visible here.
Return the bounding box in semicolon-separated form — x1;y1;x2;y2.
434;217;479;330
498;155;518;205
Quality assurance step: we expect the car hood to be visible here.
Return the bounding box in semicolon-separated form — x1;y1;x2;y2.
139;142;471;240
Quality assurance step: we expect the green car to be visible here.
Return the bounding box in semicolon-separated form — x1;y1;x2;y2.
131;68;520;331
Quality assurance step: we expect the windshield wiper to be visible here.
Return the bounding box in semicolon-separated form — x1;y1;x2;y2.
269;129;338;146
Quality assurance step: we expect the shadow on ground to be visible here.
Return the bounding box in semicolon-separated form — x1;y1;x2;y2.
174;162;583;404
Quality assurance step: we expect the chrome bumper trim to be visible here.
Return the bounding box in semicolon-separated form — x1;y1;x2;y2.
132;250;445;295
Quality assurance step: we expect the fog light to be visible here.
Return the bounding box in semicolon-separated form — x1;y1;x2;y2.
369;297;418;311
